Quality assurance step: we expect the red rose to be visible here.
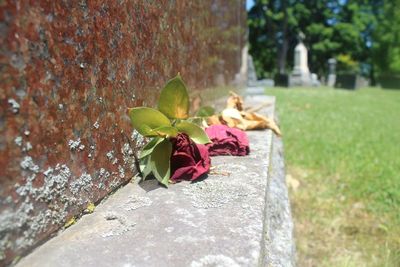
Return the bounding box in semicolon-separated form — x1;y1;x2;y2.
205;125;249;156
170;133;211;182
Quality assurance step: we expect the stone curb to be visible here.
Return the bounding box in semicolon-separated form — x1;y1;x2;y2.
15;93;296;267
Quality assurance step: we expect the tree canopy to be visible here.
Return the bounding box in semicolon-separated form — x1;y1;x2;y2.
248;0;399;82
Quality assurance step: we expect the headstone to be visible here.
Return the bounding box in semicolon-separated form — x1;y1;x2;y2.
311;73;321;86
327;58;337;87
289;33;313;87
248;55;258;83
247;55;274;87
0;1;247;265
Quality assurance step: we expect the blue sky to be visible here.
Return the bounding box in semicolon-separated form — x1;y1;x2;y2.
246;0;255;10
245;0;347;10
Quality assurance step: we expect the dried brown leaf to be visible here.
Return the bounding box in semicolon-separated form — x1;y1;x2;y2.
209;91;282;136
207;115;223;126
222;108;242;120
241;111;282;136
226;91;244;111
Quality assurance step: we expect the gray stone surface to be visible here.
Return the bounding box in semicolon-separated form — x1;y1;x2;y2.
15;94;295;267
263;135;296;267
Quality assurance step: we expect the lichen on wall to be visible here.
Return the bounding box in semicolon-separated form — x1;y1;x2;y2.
0;0;246;265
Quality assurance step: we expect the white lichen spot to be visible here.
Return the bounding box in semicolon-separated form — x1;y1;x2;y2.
14;136;23;147
68;138;80;150
106;150;114;161
22;142;32;152
43;167;54;177
183;180;255;209
15;174;36;197
121;196;152;211
70;172;93;195
20;156;40;173
122;143;135;171
68;138;84;151
190;255;240;267
164;227;174;233
8;98;20;114
109;179;120;189
40;164;71;198
131;129;145;147
93;120;100;129
107;150;118;164
96;168;110;190
47;164;70;187
101;213;135;238
118;165;125;178
8;163;74;251
97;182;105;190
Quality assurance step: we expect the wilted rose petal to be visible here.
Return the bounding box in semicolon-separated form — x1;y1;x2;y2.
170;133;211;182
205;125;249;156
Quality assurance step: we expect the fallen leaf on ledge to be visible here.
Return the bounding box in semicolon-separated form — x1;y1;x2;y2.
207;91;282;136
226;91;244;111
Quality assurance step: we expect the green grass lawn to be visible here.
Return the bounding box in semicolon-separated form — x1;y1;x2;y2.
267;87;400;266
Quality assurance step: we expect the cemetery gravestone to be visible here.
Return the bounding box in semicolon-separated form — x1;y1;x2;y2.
248;55;258;85
327;58;337;87
0;1;246;265
289;34;311;87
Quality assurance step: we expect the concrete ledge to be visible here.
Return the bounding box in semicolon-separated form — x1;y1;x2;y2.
263;135;296;266
15;94;295;267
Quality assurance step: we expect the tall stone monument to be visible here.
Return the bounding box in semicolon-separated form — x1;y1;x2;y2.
248;55;258;84
0;1;247;265
289;32;312;86
327;58;337;87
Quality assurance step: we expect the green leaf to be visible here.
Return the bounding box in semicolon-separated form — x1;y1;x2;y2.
176;121;211;144
139;138;163;159
150;126;178;138
158;74;190;119
196;106;215;117
137;124;153;136
139;156;152;179
140;126;178;138
128;107;171;136
149;139;172;186
186;117;203;127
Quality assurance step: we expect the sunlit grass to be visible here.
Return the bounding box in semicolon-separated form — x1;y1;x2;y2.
267;87;400;266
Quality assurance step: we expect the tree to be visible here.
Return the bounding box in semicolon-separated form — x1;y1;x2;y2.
372;0;400;75
249;1;343;78
248;0;385;80
248;0;285;78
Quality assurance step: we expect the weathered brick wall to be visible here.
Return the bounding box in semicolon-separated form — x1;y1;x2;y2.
0;0;246;265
